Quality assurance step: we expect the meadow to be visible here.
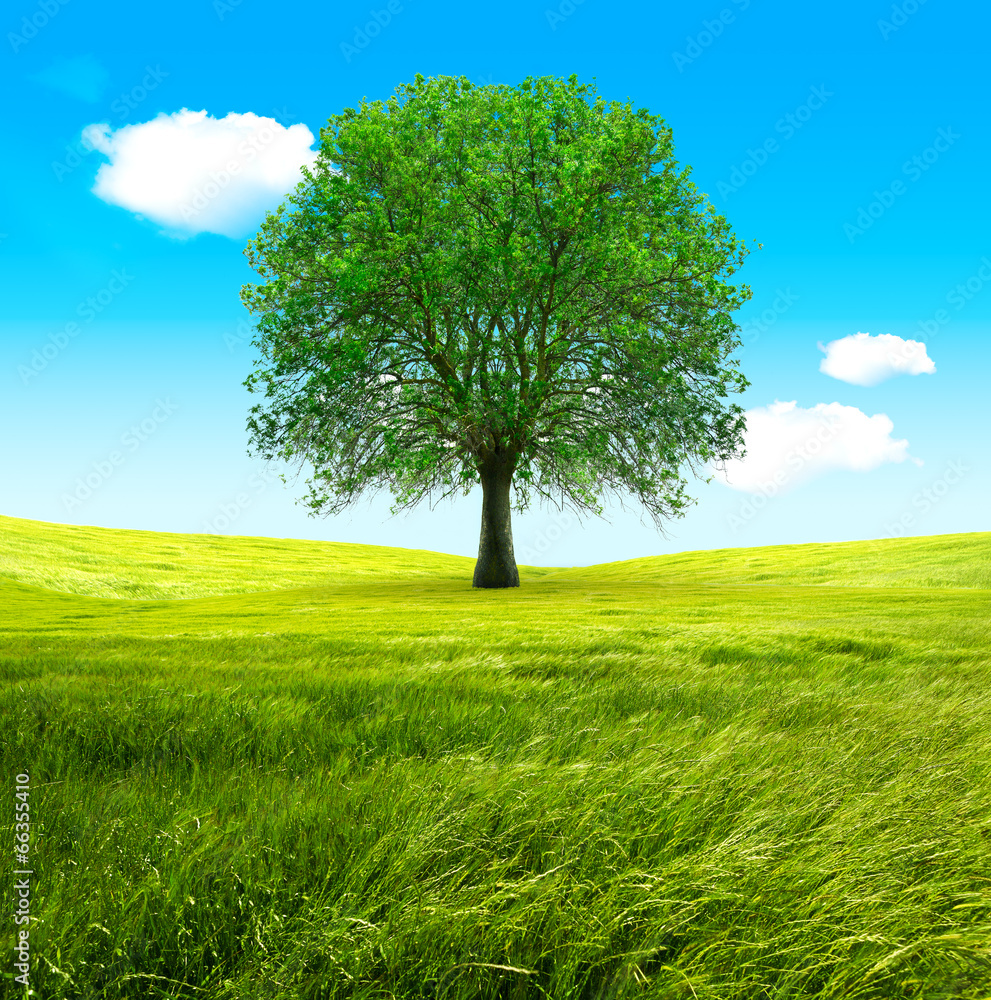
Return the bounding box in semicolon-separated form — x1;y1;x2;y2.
1;512;990;999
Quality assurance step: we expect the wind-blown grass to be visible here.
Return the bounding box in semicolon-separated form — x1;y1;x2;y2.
0;513;491;600
1;515;989;999
3;513;990;600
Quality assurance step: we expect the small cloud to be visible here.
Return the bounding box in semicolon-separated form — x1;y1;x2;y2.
818;331;936;387
30;54;109;103
83;108;319;239
711;399;921;495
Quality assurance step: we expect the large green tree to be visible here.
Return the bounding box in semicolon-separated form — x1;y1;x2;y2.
241;73;753;589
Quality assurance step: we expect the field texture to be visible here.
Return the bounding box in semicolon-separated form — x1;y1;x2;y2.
1;514;990;999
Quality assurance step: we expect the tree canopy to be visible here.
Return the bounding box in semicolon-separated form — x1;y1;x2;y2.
241;73;753;587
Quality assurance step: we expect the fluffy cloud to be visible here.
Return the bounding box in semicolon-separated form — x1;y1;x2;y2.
82;109;319;238
818;331;936;387
711;399;921;495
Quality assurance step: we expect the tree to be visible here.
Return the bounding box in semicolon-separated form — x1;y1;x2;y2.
241;73;753;589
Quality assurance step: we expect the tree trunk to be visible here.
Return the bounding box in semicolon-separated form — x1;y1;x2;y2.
472;451;520;589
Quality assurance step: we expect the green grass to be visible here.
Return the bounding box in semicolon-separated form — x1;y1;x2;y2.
0;513;497;600
1;514;990;999
4;514;990;600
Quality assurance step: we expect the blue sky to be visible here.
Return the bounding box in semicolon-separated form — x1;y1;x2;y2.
2;0;988;567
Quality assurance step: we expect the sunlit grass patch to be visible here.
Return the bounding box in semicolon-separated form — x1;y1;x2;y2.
1;519;990;997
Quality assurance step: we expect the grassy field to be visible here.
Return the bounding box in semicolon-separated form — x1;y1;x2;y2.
1;514;990;999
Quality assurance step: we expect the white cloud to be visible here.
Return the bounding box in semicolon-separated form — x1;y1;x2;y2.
818;331;936;387
82;109;319;239
711;399;922;495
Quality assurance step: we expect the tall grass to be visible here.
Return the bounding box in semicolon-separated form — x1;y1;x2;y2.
1;517;990;998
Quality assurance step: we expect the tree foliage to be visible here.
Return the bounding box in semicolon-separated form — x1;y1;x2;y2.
241;73;753;538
